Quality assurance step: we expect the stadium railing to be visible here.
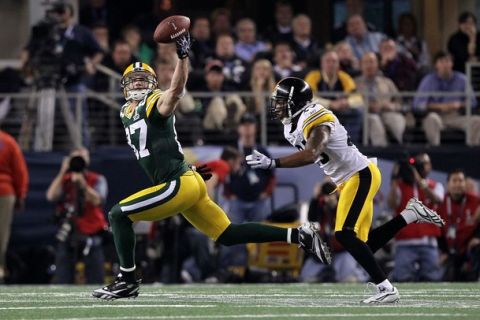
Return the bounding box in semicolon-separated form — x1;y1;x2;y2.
0;62;478;150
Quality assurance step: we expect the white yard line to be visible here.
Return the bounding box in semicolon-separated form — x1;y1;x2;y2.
26;313;469;320
0;304;215;310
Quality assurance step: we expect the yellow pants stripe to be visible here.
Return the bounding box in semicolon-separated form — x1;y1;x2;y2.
120;171;231;240
335;163;381;241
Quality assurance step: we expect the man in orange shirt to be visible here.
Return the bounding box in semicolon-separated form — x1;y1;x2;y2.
0;129;29;283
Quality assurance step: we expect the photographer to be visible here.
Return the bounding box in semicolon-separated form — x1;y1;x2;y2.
387;153;444;281
20;1;104;147
438;169;480;281
46;148;108;284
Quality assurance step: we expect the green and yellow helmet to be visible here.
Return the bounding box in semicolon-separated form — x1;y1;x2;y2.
121;62;158;101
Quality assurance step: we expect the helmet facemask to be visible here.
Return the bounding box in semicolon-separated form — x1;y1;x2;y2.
121;71;157;101
269;85;306;125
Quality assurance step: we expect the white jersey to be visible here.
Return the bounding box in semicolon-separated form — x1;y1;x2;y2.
284;103;370;185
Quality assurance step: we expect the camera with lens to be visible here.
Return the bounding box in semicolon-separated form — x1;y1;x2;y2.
27;1;81;88
55;204;75;242
392;156;426;185
68;155;87;172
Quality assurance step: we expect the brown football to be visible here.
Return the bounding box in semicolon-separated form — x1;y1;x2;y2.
153;15;190;43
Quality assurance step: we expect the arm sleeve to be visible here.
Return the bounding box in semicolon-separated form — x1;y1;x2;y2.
10;140;29;199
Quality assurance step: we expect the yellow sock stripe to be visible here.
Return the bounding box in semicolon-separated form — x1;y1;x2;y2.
302;113;335;138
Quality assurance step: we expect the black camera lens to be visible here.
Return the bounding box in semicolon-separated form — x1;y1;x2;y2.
69;156;86;172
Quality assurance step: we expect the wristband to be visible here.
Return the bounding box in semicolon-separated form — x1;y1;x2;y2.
274;158;281;168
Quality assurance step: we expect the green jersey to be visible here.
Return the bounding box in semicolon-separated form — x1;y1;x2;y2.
120;89;188;184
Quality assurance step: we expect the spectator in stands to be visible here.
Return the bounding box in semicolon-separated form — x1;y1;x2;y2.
234;18;269;63
198;60;246;131
46;148;108;284
438;169;480;281
300;180;368;283
21;1;104;147
94;40;136;92
290;14;320;68
414;52;480;146
133;0;174;48
379;38;418;91
305;50;363;143
190;17;215;71
225;113;276;221
210;8;232;39
272;41;303;80
203;146;242;200
466;177;480;196
355;52;405;146
388;152;444;282
331;0;377;43
209;34;249;89
222;113;276;273
154;42;177;66
91;23;110;53
448;12;480;73
396;13;430;69
334;41;360;78
345;14;385;61
0;129;28;283
121;25;154;64
80;0;122;39
263;0;294;45
246;59;276;115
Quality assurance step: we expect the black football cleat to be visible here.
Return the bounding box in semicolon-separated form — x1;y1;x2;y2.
92;275;141;300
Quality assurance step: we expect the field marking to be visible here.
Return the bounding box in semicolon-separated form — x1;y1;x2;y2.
26;313;470;320
0;304;215;310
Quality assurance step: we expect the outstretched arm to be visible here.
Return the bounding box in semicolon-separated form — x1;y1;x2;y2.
246;125;331;169
275;125;331;168
156;34;191;117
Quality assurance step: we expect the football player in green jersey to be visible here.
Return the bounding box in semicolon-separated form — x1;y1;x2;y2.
92;32;331;300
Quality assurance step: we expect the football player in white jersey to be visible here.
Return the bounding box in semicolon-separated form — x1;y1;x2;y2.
246;77;445;304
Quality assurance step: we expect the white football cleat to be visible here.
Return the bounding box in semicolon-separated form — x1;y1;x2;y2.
406;197;445;227
361;283;400;304
298;222;332;265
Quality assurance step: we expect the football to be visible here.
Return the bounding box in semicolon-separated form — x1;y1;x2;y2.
153;15;190;43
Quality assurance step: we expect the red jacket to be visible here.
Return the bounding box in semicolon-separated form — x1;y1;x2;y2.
438;193;479;255
394;179;441;240
0;130;29;198
59;171;107;235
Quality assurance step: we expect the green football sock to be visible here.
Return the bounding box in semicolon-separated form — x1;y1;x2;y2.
109;205;136;270
216;223;299;246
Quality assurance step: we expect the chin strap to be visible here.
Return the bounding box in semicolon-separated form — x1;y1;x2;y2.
126;89;150;101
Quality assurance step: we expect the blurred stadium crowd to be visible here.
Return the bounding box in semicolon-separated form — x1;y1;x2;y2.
0;0;479;285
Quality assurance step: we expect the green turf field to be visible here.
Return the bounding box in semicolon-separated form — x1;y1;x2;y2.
0;283;479;320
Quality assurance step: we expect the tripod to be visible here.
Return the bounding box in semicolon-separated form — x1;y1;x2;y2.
19;83;83;151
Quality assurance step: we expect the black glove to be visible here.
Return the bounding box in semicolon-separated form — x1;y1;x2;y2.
189;164;212;181
175;32;191;59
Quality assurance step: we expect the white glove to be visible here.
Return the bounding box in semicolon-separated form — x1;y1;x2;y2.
245;150;275;169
